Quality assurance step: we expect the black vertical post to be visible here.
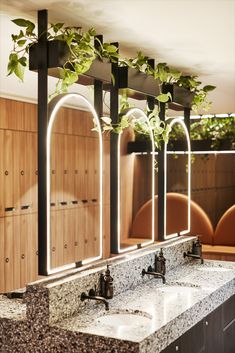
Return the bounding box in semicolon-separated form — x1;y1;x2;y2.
110;43;119;253
158;101;166;241
37;10;48;275
184;107;191;134
146;59;155;112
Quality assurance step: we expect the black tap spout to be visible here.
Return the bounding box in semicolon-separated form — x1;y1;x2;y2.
183;251;204;264
81;289;109;311
142;266;166;284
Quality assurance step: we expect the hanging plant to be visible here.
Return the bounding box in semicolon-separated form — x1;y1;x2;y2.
99;93;171;149
7;19;119;99
8;18;215;110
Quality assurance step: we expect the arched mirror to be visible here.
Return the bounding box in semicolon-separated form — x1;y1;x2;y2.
47;93;103;274
164;117;191;239
117;108;155;253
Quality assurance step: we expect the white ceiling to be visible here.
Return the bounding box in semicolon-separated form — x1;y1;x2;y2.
0;0;235;114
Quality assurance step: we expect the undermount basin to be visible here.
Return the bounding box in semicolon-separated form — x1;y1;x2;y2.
95;312;152;328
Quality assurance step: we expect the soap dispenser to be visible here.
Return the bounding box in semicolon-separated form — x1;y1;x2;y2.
100;265;113;299
155;248;166;275
192;237;202;257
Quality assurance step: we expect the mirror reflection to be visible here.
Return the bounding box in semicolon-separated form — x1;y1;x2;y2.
49;94;102;271
119;109;155;252
165;118;190;239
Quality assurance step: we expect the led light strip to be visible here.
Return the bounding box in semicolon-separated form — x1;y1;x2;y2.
164;118;191;240
117;108;155;253
47;93;103;275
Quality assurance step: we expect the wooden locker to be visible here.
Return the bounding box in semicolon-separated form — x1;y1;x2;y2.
50;209;57;269
13;131;21;216
4;216;15;292
0;98;8;129
0;217;5;292
71;109;86;137
0;130;4;217
93;205;100;257
20;213;38;286
4;130;14;217
50;133;57;207
63;208;75;265
6;99;24;131
23;102;37;132
55;133;64;207
30;132;38;212
74;206;84;262
75;136;87;201
53;107;65;134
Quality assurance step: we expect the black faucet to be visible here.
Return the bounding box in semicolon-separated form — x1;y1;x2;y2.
142;265;166;284
183;238;204;264
80;288;109;311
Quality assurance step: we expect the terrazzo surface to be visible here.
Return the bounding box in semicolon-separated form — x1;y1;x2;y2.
1;237;235;353
53;259;235;351
0;295;26;321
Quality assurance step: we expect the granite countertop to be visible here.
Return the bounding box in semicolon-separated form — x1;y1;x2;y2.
54;260;235;352
0;295;26;321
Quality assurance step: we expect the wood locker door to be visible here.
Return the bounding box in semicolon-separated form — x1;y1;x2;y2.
50;133;57;208
0;217;5;292
20;213;38;286
74;206;84;262
63;208;75;265
4;130;14;217
0;130;4;217
75;136;87;202
4;216;15;292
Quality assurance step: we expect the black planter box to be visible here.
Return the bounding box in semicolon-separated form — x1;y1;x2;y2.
29;40;112;84
127;140;153;153
168;139;235;152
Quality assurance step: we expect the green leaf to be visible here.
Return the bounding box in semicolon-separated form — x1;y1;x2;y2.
12;18;29;27
17;39;27;47
203;85;216;92
104;44;118;53
52;23;64;33
156;92;171;103
18;56;27;66
15;62;25;81
88;27;96;36
101;116;112;125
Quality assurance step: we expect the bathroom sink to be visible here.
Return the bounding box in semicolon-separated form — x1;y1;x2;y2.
95;312;152;328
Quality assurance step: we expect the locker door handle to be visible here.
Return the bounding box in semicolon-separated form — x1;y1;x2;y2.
21;205;31;210
5;207;15;212
60;201;67;206
50;202;56;207
71;200;78;204
92;199;97;203
82;199;88;204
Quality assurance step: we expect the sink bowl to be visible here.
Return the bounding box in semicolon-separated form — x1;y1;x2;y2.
95;312;152;328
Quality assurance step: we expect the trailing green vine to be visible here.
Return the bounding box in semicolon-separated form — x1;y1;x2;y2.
8;18;215;110
99;92;171;149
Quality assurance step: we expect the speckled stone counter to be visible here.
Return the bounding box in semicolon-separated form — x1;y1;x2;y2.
0;236;235;353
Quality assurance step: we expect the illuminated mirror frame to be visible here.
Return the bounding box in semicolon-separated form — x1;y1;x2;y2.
117;108;155;253
164;117;191;240
46;93;103;274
